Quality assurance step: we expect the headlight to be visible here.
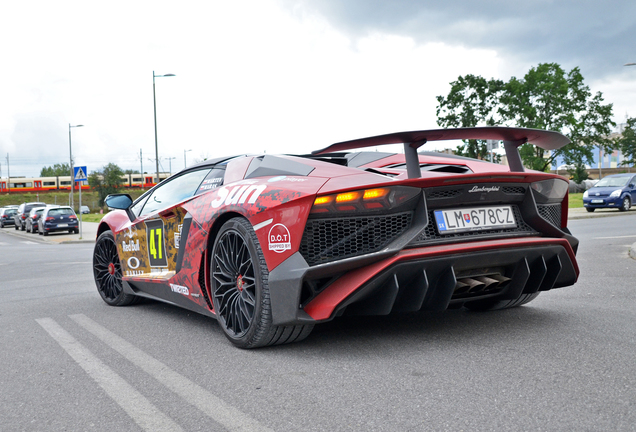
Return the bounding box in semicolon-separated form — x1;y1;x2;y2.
610;189;622;198
583;190;589;198
531;179;569;204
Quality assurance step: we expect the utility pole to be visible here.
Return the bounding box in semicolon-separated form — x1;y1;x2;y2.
139;148;144;190
6;153;10;193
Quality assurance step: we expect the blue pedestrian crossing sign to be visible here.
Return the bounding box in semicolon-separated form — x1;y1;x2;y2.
74;166;88;182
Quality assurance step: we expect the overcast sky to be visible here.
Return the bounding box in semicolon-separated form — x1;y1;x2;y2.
1;0;635;177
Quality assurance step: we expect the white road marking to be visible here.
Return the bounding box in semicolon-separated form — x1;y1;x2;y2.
35;317;183;432
21;241;38;245
594;235;636;239
70;314;274;432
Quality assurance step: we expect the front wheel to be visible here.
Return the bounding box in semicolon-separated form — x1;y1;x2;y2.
210;217;313;348
585;207;595;213
93;230;138;306
619;196;631;212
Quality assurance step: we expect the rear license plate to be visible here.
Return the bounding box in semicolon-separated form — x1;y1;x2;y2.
434;206;516;234
591;199;604;204
58;223;68;227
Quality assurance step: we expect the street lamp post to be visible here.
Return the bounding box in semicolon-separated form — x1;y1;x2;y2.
153;71;175;185
69;123;84;209
167;157;176;175
184;149;192;169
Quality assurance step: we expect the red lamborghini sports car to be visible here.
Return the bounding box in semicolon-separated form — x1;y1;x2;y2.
94;127;579;348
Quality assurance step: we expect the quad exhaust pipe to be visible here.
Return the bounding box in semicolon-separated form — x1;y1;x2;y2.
454;274;511;295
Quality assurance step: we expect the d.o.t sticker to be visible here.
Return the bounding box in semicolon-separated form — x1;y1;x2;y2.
268;224;291;253
146;219;168;267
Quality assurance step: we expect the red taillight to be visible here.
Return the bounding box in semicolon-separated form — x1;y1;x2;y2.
311;186;420;214
46;217;54;222
69;215;77;220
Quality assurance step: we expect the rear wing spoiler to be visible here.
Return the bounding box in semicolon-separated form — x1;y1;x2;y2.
312;127;570;178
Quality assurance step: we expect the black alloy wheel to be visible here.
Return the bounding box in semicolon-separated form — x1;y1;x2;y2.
210;217;313;348
93;230;138;306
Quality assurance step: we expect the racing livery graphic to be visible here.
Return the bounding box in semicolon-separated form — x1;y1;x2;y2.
93;127;580;348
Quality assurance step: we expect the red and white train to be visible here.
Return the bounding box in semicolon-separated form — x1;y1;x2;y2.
0;173;171;193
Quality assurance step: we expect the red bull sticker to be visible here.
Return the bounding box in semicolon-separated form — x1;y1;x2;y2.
268;224;291;253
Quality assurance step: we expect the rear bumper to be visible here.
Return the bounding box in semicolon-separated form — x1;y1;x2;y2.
43;223;78;232
268;237;579;325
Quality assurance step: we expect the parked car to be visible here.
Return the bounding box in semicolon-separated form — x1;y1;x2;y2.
0;207;18;228
38;206;79;235
25;207;47;233
583;173;636;212
94;126;580;349
14;202;46;231
80;205;90;214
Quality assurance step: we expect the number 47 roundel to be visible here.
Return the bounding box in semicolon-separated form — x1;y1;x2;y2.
146;219;168;268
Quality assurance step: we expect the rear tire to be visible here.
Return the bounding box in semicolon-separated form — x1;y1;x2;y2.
585;207;595;213
210;217;313;348
93;230;138;306
464;292;540;311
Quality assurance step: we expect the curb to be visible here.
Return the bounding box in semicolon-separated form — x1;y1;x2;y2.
567;207;636;220
0;221;99;244
630;243;636;260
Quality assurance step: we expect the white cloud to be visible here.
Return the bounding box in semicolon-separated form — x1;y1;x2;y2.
0;0;631;177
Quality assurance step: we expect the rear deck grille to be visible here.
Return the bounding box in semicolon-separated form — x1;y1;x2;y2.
300;212;413;266
537;203;561;227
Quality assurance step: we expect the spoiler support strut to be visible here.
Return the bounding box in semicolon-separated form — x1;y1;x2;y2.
404;140;427;179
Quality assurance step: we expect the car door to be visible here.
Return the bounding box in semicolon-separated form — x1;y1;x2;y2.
116;168;212;279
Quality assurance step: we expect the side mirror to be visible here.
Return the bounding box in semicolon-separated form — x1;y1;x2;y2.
630;184;634;188
104;194;135;222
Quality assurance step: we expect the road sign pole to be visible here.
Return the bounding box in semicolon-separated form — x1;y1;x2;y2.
74;166;88;239
79;183;82;239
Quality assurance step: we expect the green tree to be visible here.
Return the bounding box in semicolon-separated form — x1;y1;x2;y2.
124;169;140;174
89;163;125;206
436;63;615;172
40;163;71;177
436;74;504;159
616;117;636;167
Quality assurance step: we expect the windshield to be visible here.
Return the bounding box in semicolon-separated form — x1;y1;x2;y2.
595;176;630;188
